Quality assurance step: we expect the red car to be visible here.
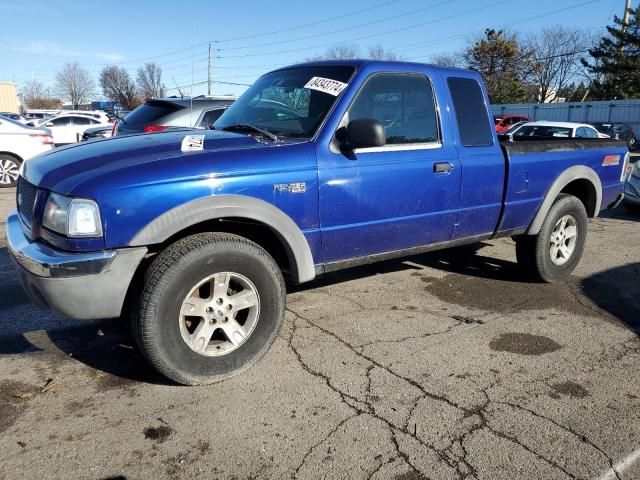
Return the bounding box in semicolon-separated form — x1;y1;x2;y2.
494;114;530;133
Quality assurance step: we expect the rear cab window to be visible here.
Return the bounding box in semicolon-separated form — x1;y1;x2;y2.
447;77;493;147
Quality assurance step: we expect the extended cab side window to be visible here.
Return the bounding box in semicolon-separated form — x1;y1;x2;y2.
447;77;493;147
347;73;439;145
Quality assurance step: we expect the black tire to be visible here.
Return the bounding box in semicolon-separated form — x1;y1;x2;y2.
133;232;286;385
515;194;588;283
0;154;22;188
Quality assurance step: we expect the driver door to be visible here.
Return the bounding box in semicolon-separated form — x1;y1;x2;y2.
317;73;461;264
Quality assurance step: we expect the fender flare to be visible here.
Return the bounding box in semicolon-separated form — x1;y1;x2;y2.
526;165;602;235
129;195;316;283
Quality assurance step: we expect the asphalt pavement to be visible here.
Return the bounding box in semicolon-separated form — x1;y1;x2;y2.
0;184;639;480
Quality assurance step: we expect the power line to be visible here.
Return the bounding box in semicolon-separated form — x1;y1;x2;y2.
218;0;460;52
216;0;512;59
395;0;604;54
213;0;403;43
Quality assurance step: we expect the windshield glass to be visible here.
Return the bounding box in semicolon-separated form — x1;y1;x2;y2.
214;66;355;139
592;123;612;133
514;125;573;138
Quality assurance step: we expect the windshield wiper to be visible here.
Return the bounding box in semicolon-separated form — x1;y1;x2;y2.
221;123;279;142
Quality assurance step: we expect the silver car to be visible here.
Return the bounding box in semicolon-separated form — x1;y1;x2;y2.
623;159;640;214
114;96;236;136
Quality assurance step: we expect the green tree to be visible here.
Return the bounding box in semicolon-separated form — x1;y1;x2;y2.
464;29;532;104
582;6;640;99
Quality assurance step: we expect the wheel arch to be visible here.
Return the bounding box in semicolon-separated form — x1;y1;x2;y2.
0;151;24;162
527;165;601;235
129;195;316;283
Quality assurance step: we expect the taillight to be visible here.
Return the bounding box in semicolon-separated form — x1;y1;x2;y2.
621;152;632;181
144;124;168;133
30;134;54;145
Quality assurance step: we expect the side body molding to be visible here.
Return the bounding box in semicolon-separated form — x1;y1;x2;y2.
526;165;602;235
129;195;316;283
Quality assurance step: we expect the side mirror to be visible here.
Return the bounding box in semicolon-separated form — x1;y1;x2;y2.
344;118;385;149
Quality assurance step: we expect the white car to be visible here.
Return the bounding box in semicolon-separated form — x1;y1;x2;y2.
1;112;30;125
510;121;609;139
36;114;112;145
0;117;53;187
62;110;111;124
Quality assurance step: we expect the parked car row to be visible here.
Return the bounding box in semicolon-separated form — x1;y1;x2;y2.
494;115;638;150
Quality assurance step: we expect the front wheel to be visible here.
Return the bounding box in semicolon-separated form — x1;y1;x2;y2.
133;232;286;385
515;194;588;282
0;155;21;188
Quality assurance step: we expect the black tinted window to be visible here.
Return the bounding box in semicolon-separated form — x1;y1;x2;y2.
347;74;439;145
124;102;182;125
50;117;72;126
72;116;91;125
447;77;493;146
199;108;225;127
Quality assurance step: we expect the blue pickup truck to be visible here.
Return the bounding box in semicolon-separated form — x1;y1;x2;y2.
7;61;629;385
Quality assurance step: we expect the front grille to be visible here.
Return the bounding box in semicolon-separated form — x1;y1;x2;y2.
17;177;38;227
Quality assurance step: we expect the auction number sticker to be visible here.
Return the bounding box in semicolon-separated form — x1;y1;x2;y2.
304;77;348;96
181;134;205;152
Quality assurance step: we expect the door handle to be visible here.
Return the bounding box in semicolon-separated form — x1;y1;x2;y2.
433;162;453;174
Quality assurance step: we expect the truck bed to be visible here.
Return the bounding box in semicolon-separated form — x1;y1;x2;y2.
497;138;628;236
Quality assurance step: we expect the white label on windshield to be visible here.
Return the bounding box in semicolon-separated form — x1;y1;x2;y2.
304;77;348;96
181;134;205;152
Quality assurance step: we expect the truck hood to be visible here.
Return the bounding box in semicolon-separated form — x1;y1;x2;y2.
23;129;273;194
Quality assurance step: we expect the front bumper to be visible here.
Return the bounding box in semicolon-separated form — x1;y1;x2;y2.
6;210;147;320
624;174;640;206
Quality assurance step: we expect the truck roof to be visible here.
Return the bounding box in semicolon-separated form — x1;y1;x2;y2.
272;59;469;75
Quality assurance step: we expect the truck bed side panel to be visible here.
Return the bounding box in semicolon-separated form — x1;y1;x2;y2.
498;140;627;234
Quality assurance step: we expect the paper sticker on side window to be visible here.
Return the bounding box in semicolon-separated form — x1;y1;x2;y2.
304;77;348;96
181;134;205;152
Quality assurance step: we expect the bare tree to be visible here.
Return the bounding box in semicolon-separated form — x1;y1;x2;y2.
307;43;361;61
137;62;166;99
307;43;403;61
54;62;95;108
524;26;593;103
430;52;464;68
100;65;141;110
21;80;62;109
367;44;402;60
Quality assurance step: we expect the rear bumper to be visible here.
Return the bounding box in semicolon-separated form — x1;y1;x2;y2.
6;210;147;320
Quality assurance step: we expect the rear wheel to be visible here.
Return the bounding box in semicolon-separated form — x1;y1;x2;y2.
133;232;286;385
515;194;588;282
0;155;21;188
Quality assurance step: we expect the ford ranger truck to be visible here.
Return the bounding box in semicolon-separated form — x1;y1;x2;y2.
7;61;629;385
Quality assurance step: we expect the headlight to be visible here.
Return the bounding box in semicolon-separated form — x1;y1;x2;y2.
43;193;103;237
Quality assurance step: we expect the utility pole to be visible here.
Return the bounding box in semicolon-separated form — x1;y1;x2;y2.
622;0;631;33
208;42;212;96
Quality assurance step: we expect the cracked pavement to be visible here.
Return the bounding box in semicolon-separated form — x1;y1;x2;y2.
1;186;639;480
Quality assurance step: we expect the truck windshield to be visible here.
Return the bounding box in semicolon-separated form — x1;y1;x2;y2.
214;66;355;139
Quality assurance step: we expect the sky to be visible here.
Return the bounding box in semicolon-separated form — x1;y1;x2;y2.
0;0;626;100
